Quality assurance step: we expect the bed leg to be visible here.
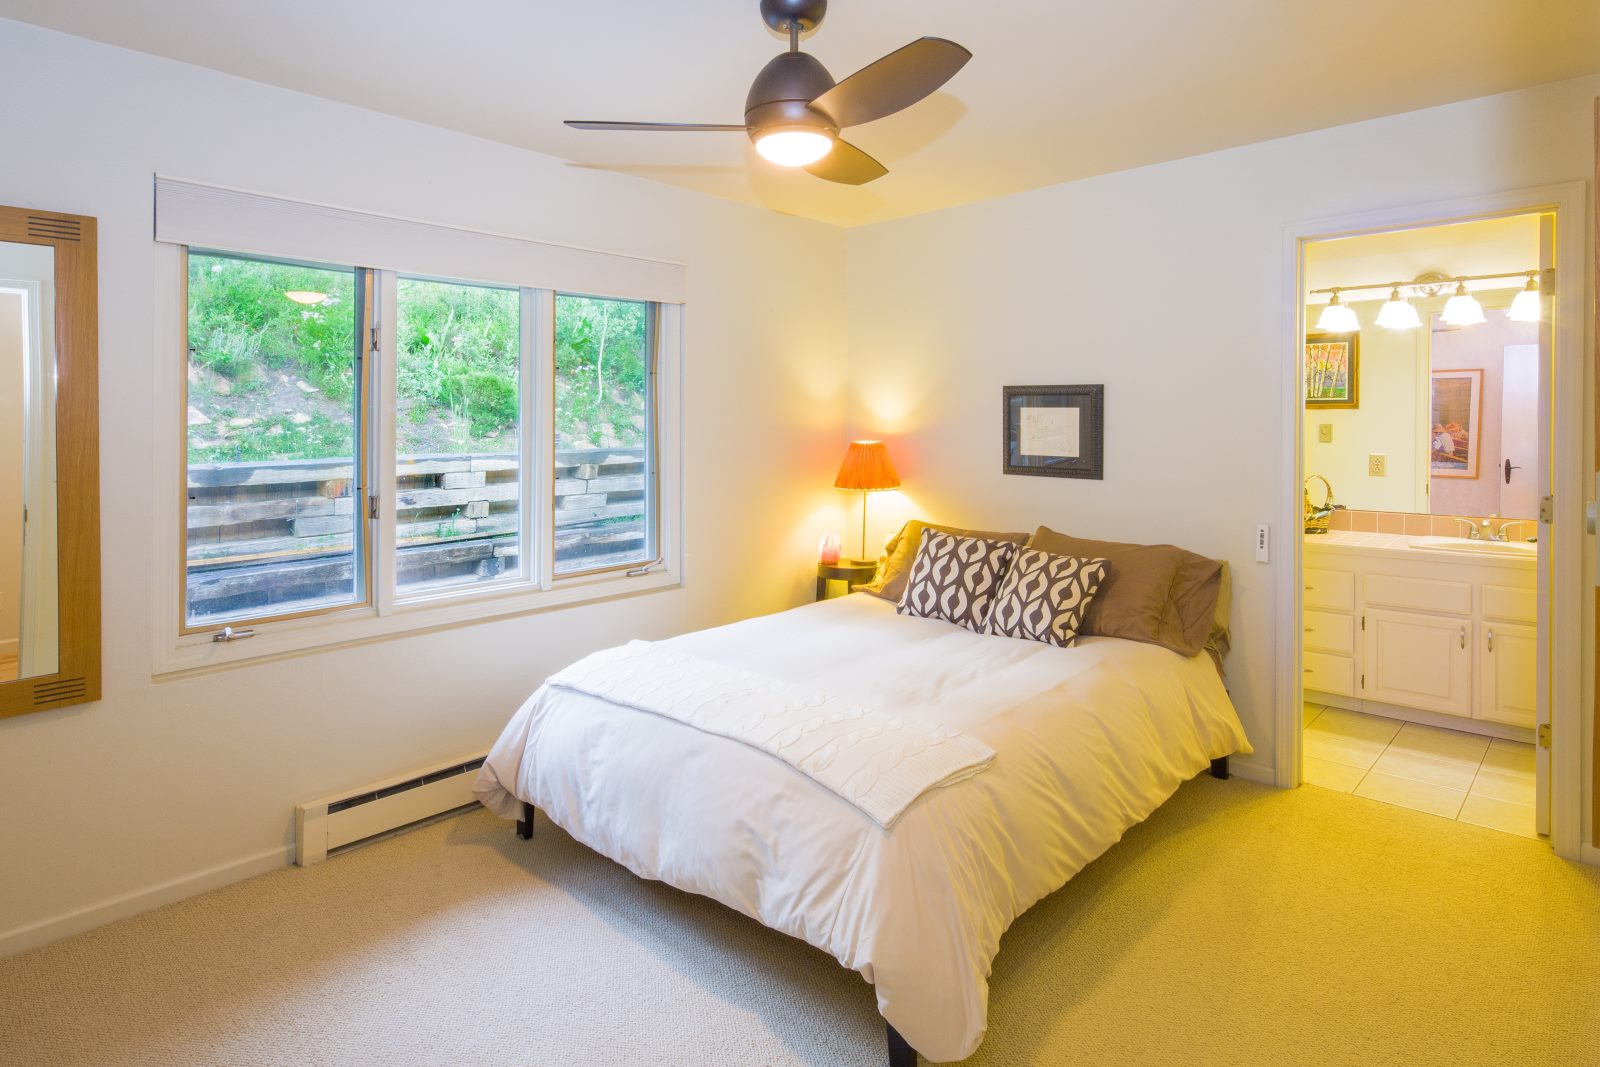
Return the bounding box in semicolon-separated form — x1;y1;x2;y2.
1210;756;1230;780
886;1022;916;1067
516;801;535;840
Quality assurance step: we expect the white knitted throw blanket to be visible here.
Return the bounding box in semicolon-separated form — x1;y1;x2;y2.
546;642;995;829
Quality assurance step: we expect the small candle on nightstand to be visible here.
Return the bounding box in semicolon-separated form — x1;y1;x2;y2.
818;533;842;564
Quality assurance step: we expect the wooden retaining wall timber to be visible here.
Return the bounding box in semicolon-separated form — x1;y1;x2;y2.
184;447;648;620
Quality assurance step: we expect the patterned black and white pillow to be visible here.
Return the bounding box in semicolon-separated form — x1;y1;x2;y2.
984;547;1108;647
896;529;1018;633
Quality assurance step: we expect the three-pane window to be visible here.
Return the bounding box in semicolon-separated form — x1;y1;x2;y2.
182;251;658;633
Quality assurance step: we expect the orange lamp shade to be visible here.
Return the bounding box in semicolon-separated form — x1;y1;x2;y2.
833;440;900;491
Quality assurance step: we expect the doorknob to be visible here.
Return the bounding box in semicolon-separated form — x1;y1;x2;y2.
1503;458;1520;485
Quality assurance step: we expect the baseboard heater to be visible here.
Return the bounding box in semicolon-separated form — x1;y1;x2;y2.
295;752;488;866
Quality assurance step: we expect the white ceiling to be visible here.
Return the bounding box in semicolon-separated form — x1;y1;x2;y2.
3;0;1597;228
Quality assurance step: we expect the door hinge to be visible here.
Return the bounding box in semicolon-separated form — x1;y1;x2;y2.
370;325;380;353
1360;673;1365;690
1536;723;1551;748
368;494;379;520
1539;495;1553;524
1360;614;1365;631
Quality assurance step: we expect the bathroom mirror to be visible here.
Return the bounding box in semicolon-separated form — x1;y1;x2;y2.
0;205;99;716
1302;290;1540;519
1302;212;1548;522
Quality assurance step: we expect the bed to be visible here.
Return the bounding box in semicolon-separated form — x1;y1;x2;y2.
476;591;1250;1064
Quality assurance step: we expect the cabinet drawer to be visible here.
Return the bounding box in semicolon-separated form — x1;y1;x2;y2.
1303;650;1355;697
1482;584;1536;624
1363;573;1472;616
1303;609;1355;656
1303;568;1355;612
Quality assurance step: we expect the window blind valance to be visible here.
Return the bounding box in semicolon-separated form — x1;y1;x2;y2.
153;177;686;304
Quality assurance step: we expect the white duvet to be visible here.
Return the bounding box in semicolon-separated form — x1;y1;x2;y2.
476;594;1251;1062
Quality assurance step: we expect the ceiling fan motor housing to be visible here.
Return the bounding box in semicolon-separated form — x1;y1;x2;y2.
759;0;827;33
744;51;838;141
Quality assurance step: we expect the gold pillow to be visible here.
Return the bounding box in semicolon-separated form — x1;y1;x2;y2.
1026;527;1225;658
857;520;1028;603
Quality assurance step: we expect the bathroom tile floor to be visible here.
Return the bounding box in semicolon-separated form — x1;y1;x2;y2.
1301;703;1539;839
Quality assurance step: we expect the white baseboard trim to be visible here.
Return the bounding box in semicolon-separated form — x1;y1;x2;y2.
1582;843;1599;869
0;845;292;959
1226;758;1276;785
0;636;17;657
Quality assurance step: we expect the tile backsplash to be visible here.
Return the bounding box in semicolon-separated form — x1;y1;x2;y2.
1317;509;1537;538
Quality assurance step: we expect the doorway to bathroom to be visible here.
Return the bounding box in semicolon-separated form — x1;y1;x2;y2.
1283;188;1587;856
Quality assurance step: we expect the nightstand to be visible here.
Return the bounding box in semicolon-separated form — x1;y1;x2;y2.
816;560;877;601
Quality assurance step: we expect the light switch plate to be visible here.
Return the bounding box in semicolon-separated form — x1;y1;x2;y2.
1318;423;1333;443
1368;453;1387;477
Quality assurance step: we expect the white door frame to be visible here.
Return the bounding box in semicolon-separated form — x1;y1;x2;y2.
1276;182;1589;862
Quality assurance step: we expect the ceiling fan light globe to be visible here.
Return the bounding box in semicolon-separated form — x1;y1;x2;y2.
755;128;834;166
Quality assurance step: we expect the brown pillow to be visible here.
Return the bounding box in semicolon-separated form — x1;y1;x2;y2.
1026;526;1224;658
858;520;1028;603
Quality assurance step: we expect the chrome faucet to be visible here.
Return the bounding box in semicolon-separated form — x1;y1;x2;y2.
1491;520;1528;542
1452;517;1481;540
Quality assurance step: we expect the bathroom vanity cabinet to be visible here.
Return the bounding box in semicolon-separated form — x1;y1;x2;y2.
1303;532;1536;734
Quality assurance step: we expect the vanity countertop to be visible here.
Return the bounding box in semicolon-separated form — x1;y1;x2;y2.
1305;528;1536;568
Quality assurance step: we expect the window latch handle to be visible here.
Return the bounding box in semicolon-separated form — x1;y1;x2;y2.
212;626;256;643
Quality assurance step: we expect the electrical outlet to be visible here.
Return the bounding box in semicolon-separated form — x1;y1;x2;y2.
1368;453;1387;477
1254;524;1269;563
1318;423;1333;443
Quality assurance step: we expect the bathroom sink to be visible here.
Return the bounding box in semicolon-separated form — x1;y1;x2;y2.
1408;535;1536;557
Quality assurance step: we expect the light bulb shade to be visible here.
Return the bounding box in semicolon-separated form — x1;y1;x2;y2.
834;440;900;491
754;128;833;166
1316;296;1360;333
1375;288;1421;330
284;290;329;305
1506;281;1542;323
1439;283;1485;326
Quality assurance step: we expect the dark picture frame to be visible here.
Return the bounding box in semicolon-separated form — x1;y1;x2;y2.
1002;385;1104;479
1304;331;1359;409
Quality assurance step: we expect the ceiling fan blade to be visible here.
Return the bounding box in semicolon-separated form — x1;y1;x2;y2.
804;139;888;185
809;37;971;129
565;121;747;132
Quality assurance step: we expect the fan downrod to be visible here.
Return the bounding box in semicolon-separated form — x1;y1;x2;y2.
760;0;826;34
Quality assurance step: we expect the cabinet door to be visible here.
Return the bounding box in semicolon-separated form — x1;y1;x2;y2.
1479;622;1537;727
1363;608;1471;716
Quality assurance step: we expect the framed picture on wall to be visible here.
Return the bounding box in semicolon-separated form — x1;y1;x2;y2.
1305;331;1359;409
1002;385;1103;479
1430;369;1482;478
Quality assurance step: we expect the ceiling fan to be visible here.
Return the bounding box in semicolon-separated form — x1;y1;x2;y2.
564;0;971;186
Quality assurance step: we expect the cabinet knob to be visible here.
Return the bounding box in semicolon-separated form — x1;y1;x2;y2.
1460;626;1466;649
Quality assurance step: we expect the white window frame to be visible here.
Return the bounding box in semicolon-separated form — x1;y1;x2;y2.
151;183;684;677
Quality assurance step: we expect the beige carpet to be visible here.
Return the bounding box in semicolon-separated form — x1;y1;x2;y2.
2;777;1598;1067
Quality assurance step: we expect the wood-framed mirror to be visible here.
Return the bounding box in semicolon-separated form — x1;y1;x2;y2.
0;205;100;716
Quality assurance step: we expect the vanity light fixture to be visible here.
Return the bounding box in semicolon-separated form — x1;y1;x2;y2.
1374;287;1422;330
1315;289;1360;332
1506;273;1542;322
284;290;330;306
1439;281;1486;326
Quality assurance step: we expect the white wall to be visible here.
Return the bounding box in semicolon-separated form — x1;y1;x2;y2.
1302;296;1429;513
846;74;1598;778
0;20;849;949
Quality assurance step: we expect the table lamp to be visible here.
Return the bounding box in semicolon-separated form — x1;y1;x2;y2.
834;440;900;561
